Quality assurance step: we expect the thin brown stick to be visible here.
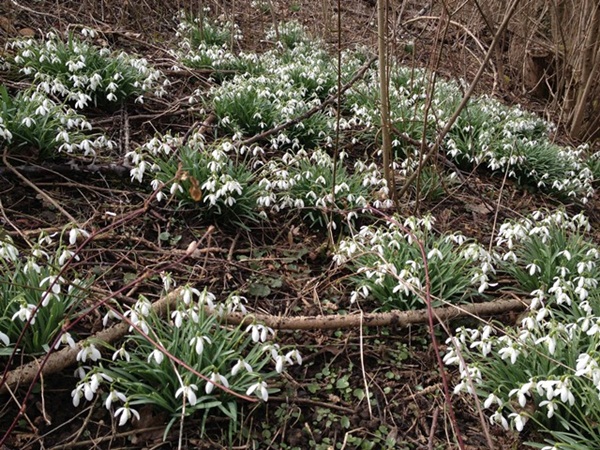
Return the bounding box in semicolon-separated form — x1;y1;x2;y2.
2;148;79;225
396;0;521;200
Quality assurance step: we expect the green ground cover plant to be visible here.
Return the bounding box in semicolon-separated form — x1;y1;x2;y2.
73;287;301;438
445;210;600;449
0;228;92;355
6;28;166;109
0;86;113;159
334;214;496;310
175;11;260;78
126;131;264;226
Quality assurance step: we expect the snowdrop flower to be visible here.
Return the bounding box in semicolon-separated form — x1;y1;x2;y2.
148;349;164;364
427;248;443;261
197;289;216;311
57;248;77;267
71;384;85;407
39;275;63;295
112;346;131;362
0;239;19;261
105;389;127;410
539;399;557;418
508;412;527;432
21;117;36;127
555;378;575;405
489;410;509;429
181;285;201;305
88;372;112;394
12;302;37;324
102;309;122;327
274;354;285;373
246;380;269;401
224;294;247;315
508;380;534;408
535;335;557;355
159;271;174;292
526;263;540;276
285;349;302;365
68;227;90;245
189;335;211;356
54;332;76;350
133;297;152;316
171;309;185;328
498;342;520;364
483;393;502;409
205;371;229;394
77;342;101;363
176;383;199;406
0;331;9;346
231;359;253;376
246;324;274;343
114;404;140;426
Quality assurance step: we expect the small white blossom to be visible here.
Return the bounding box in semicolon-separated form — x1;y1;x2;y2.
105;389;127;410
54;332;76;350
246;380;269;401
114;404;140;426
175;383;199;406
148;349;164;364
189;335;211;356
205;371;229;394
77;343;101;362
231;359;253;376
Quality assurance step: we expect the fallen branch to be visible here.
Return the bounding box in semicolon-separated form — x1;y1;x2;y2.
1;295;528;393
227;297;529;330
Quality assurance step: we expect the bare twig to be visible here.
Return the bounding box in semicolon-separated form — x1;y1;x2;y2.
395;0;521;200
3;148;79;225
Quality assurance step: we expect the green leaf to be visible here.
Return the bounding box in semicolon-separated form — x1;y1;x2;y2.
307;383;319;394
248;283;271;297
336;377;350;390
353;388;365;400
340;415;350;429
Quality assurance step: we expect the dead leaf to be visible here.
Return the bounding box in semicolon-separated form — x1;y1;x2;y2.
19;28;36;37
188;176;202;201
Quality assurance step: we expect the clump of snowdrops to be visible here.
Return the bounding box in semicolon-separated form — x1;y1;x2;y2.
194;21;366;150
72;285;301;437
175;11;260;78
343;60;594;204
447;97;594;203
6;28;167;109
445;210;600;449
334;214;496;310
256;148;384;229
126;132;264;226
0;86;113;159
0;227;92;356
208;71;332;149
